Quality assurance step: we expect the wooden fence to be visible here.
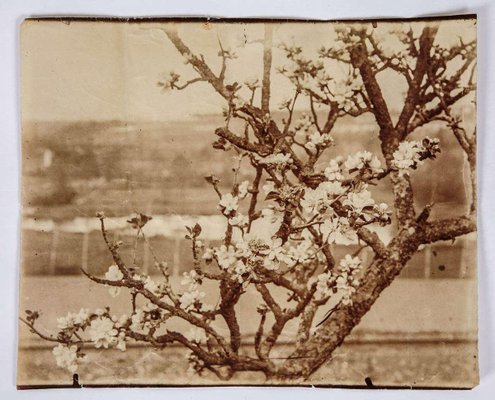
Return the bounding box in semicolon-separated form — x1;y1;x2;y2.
20;228;476;279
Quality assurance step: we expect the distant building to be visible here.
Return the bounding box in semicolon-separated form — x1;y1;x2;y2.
42;148;53;169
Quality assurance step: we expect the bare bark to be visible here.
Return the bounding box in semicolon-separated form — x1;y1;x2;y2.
261;25;273;115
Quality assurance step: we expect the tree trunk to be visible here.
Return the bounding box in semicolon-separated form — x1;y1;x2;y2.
279;240;417;378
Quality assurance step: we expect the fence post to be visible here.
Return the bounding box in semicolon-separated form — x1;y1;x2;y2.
424;245;432;279
81;230;89;272
143;237;150;274
459;237;468;279
49;228;59;275
173;237;180;277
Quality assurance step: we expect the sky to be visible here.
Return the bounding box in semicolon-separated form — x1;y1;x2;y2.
20;18;476;122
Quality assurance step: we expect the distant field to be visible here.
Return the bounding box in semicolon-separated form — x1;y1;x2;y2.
23;185;225;220
17;341;478;388
22;117;470;221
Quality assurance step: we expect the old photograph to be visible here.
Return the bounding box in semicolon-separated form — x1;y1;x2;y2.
18;16;478;388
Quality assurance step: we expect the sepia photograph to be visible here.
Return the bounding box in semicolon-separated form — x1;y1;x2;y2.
17;16;478;389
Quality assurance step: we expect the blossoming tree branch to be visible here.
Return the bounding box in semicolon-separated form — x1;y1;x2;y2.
21;22;476;381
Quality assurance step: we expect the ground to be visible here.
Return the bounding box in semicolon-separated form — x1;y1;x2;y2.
17;341;478;388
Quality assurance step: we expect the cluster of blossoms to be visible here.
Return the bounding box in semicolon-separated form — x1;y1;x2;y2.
237;180;250;199
392;137;441;174
278;41;367;113
52;308;129;372
328;76;364;110
185;326;208;344
324;157;345;181
334;25;364;46
298;147;391;229
52;344;80;373
314;255;362;305
345;151;384;175
130;301;165;333
218;180;251;228
131;272;167;298
301;178;390;237
202;236;295;283
287;240;317;265
323;150;384;185
179;270;212;312
292;113;313;133
244;77;260;91
276;45;326;92
373;31;416;71
300;181;345;215
57;308;90;330
304;131;333;153
159;71;181;90
255;152;292;167
320;216;357;245
342;186;390;224
104;264;124;297
89;314;127;351
218;193;239;216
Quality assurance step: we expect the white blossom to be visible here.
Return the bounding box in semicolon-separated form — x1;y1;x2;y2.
105;265;123;281
315;271;335;297
260;208;282;226
215;245;237;270
185;327;208;344
336;275;357;305
278;97;292;110
343;188;375;213
293;113;313;132
88;317;118;348
52;344;79;373
339;254;361;273
260;238;291;270
144;276;160;294
300;187;327;215
228;213;249;228
244;76;260;90
56;308;89;329
288;241;315;264
344;151;383;174
318;181;346;196
231;260;250;283
181;270;200;291
237;180;250;199
262;180;276;195
320;217;357;245
116;332;127;351
218;193;239;215
300;181;344;215
130;309;146;332
233;239;252;258
324;157;344;181
304;131;333;152
180;290;206;311
105;265;123;297
256;152;292;166
202;248;215;262
392;141;423;170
